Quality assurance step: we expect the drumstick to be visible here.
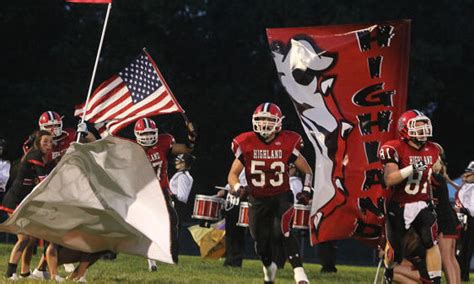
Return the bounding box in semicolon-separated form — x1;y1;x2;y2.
214;186;228;191
374;258;383;284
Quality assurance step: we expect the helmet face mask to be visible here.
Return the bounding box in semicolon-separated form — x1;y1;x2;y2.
39;111;63;138
252;103;284;139
407;117;432;142
465;161;474;173
134;118;158;147
398;110;432;145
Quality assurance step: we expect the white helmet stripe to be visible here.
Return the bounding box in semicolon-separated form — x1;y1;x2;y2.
263;102;270;112
413;109;423;116
144;118;149;129
48;111;55;121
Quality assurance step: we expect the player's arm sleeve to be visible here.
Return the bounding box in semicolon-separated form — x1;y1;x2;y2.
379;145;399;165
231;139;245;165
379;144;406;186
288;135;303;164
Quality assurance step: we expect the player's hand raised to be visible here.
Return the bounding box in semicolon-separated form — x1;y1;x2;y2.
186;122;197;142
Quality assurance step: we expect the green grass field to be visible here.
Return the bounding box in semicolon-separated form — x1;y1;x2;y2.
0;244;379;283
0;244;471;283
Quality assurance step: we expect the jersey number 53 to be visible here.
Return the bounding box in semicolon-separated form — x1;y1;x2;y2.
250;160;285;187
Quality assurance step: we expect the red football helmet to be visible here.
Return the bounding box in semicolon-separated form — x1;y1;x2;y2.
38;111;63;138
252;103;284;138
397;110;432;143
134;117;158;146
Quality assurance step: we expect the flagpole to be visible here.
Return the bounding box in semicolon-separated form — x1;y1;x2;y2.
77;2;112;142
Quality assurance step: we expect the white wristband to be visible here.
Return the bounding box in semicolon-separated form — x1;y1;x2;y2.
303;185;312;193
233;183;242;192
399;165;414;179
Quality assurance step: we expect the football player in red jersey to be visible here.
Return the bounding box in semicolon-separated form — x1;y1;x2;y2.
23;111;95;161
227;103;313;284
134;117;196;269
379;110;442;284
20;111;96;280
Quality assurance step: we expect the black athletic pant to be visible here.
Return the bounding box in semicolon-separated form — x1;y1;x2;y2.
164;189;179;263
456;215;474;282
248;191;302;268
223;204;245;267
318;241;337;272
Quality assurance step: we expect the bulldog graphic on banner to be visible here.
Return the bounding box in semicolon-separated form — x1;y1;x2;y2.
267;20;411;245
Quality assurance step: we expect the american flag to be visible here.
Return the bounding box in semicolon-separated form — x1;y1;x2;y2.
75;50;184;136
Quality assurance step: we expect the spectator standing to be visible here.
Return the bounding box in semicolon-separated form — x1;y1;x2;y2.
455;161;474;282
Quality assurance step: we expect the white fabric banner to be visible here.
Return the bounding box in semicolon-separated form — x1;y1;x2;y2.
0;136;174;264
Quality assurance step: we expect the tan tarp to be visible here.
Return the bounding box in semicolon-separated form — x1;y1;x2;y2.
188;220;226;259
0;136;175;264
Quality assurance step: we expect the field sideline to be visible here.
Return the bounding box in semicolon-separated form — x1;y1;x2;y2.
0;244;470;283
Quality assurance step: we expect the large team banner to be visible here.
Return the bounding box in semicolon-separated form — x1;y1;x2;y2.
267;20;411;245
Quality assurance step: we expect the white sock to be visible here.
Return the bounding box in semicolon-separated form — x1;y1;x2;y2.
294;267;309;283
147;259;157;267
263;262;277;281
428;270;442;279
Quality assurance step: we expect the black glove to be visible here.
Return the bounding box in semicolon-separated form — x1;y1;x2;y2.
383;267;394;284
187;122;197;141
231;185;251;199
296;190;312;205
412;160;427;172
460;207;470;215
185;122;197;149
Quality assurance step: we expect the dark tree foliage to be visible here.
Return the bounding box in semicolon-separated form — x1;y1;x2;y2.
1;0;473;197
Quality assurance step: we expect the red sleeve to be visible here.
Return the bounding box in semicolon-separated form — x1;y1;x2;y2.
293;133;303;153
169;135;176;151
161;134;175;152
231;137;242;159
379;143;399;165
65;128;77;145
288;132;303;163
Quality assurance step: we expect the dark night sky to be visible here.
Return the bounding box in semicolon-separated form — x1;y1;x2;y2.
1;0;473;196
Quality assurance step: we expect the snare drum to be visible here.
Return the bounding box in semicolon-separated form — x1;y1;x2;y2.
192;194;224;221
293;204;311;229
236;202;249;227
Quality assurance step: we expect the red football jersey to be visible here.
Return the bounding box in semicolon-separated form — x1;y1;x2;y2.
50;128;76;161
379;139;440;204
231;130;303;198
145;134;175;191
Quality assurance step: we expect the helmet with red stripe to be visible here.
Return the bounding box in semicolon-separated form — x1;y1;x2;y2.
134;117;158;146
38;111;63;138
252;102;284;138
397;109;432;145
